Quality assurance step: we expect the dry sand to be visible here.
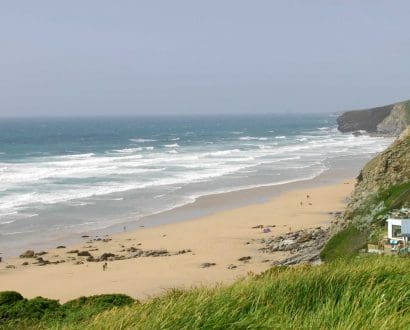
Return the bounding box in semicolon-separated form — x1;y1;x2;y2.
0;180;353;302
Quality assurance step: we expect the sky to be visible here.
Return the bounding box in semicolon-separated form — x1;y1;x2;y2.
1;1;410;117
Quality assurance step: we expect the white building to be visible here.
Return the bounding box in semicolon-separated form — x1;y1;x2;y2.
386;218;410;242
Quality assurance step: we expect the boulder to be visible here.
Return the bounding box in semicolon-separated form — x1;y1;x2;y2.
77;251;92;257
19;250;35;258
99;253;116;261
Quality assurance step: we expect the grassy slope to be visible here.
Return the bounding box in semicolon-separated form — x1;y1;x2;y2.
321;182;410;262
1;256;409;329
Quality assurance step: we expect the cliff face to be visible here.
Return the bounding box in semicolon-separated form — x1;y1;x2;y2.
321;128;410;260
354;127;409;196
337;100;410;135
345;127;410;222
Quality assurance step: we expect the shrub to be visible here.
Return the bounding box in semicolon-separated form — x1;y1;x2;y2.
0;291;23;305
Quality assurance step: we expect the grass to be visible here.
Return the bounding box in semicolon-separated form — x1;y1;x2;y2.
378;182;410;211
1;256;409;329
0;293;136;329
320;224;368;262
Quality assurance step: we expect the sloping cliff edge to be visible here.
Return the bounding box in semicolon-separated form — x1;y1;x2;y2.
337;99;410;135
321;127;410;261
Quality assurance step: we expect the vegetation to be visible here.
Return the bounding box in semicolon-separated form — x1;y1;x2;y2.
405;100;410;121
321;182;410;262
320;224;368;262
1;256;409;329
0;293;135;329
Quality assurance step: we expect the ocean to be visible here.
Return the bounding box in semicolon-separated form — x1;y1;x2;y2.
0;114;393;254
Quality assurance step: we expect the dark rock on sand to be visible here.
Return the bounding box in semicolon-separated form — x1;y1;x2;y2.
99;253;116;261
56;246;66;249
77;251;92;257
143;249;170;257
19;250;35;258
127;247;140;252
176;249;192;255
67;250;79;254
200;262;216;268
238;256;252;262
21;262;29;266
35;257;50;266
227;264;237;269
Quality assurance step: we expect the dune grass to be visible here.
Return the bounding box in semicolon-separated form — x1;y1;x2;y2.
72;256;410;329
0;293;135;329
2;256;409;329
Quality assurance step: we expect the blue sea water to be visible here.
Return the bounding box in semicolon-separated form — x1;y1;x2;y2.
0;114;392;253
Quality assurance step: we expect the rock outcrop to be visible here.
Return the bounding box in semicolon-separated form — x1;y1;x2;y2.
344;127;410;224
337;100;410;135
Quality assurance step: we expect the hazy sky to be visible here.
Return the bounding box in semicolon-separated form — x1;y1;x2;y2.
1;1;410;116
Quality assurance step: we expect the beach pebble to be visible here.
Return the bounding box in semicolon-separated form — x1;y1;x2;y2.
227;264;237;269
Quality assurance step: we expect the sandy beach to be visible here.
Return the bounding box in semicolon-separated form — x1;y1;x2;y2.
0;179;353;302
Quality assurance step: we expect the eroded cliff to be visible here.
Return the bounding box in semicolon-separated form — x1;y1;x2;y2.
337;100;410;135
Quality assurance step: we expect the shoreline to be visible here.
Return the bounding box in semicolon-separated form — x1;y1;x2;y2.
0;177;355;302
0;154;368;258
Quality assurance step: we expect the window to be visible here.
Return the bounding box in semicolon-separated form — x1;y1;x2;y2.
392;225;401;238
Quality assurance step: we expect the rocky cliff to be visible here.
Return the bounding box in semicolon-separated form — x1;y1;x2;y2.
321;127;410;261
337;100;410;135
346;127;410;219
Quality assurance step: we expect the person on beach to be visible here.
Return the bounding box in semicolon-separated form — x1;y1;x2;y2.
103;262;108;271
